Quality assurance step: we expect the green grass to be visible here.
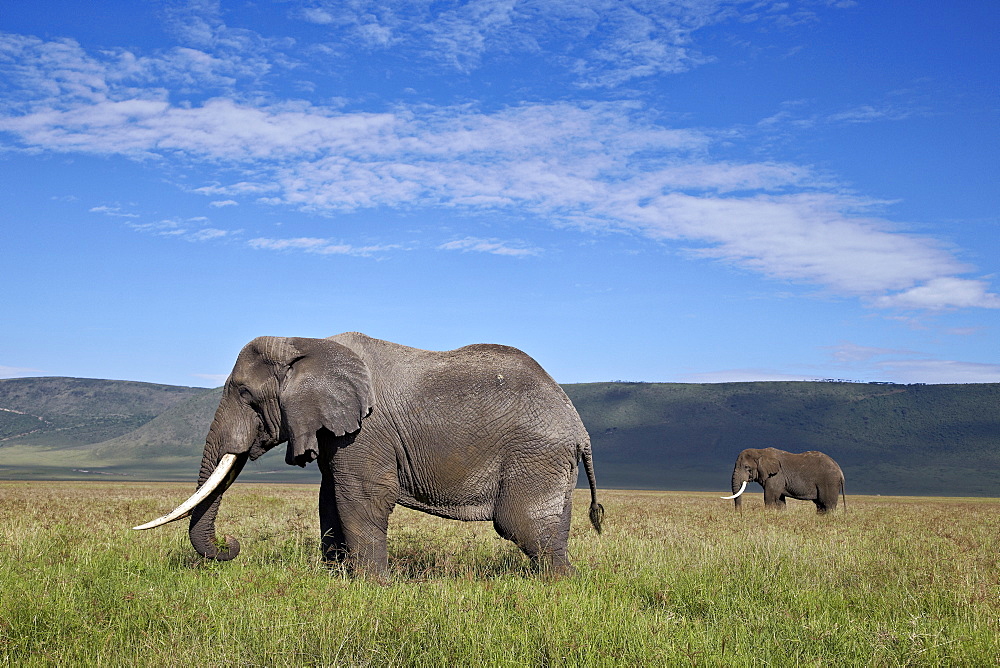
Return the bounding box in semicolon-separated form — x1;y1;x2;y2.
1;483;998;666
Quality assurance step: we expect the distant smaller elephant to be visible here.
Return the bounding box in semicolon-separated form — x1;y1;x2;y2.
723;447;845;513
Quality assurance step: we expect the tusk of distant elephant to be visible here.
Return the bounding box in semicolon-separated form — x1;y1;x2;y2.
721;480;748;499
132;454;238;530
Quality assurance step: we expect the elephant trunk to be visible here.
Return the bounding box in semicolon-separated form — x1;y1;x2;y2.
730;470;748;509
132;452;245;533
188;447;247;561
132;363;274;561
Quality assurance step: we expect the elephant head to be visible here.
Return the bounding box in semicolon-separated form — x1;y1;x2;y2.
133;336;373;560
724;448;780;508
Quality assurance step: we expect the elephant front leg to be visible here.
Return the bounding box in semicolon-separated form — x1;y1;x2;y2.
319;473;348;564
334;477;396;577
763;483;787;509
338;509;391;577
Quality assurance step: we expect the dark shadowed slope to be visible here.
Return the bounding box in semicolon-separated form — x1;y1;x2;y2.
565;381;1000;496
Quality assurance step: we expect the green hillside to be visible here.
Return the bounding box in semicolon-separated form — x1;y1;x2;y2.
0;377;207;479
1;377;998;495
87;387;311;482
92;388;221;461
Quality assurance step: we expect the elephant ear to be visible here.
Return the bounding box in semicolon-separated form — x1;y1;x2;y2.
279;338;374;467
758;452;781;478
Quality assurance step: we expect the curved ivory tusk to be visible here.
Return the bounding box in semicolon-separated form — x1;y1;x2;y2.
721;480;748;499
132;453;238;530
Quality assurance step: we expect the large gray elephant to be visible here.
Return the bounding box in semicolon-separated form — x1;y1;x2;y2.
135;333;603;575
723;447;845;513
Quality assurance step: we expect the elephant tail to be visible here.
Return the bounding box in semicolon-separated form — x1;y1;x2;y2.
581;439;604;534
840;478;847;513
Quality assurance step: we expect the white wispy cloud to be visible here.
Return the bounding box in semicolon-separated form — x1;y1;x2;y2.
876;360;1000;384
872;278;1000;311
683;346;1000;384
0;365;45;378
209;199;238;207
125;216;235;243
826;342;915;364
438;237;540;257
195;181;280;196
5;71;993;308
90;205;140;218
614;192;973;296
676;368;818;383
191;372;228;385
187;228;230;242
822;341;1000;383
826;104;913;124
248;237;400;256
291;0;749;84
759;96;924;133
160;0;282;81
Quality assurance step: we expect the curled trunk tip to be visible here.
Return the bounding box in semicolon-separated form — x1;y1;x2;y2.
187;453;247;562
194;534;241;561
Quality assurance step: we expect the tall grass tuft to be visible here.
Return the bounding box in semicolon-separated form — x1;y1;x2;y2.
1;482;997;666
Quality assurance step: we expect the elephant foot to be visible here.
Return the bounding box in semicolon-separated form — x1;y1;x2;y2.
538;566;576;580
533;555;576;579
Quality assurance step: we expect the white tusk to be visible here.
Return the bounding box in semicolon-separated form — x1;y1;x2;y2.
132;453;238;530
721;480;748;499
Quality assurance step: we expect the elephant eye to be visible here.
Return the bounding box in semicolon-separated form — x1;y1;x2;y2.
238;387;254;402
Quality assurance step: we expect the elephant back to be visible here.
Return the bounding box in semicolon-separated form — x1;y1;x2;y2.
329;333;588;443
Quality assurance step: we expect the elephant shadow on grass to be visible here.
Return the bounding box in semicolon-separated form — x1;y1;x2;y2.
163;522;541;581
385;527;538;581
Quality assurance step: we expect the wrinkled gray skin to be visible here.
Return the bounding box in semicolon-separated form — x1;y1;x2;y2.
731;447;845;513
189;332;603;575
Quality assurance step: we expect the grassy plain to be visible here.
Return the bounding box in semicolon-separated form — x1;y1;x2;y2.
1;482;997;666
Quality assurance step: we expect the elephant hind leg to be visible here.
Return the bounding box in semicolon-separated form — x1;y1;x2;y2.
493;486;574;576
815;486;840;513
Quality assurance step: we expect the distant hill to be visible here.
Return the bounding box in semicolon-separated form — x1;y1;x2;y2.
0;377;205;447
1;377;997;496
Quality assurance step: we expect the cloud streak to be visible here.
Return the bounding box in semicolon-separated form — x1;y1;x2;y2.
821;341;1000;384
248;237;400;256
438;237;540;257
0;365;45;379
1;11;996;312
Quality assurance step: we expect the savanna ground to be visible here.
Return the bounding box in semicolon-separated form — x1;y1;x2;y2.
0;482;997;666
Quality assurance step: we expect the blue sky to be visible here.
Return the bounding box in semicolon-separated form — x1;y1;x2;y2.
1;0;998;387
